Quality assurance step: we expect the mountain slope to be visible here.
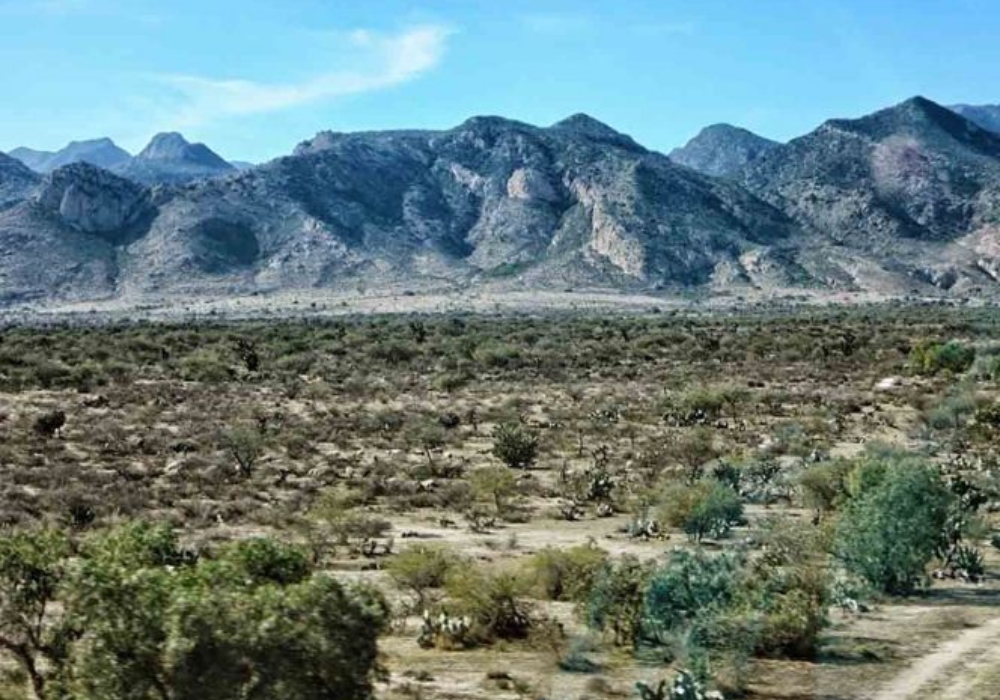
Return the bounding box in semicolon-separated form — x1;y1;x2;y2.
0;153;39;211
7;147;53;172
114;133;235;185
742;96;1000;289
670;124;779;178
950;104;1000;134
114;114;806;297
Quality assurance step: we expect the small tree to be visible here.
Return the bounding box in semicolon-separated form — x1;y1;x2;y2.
0;522;390;700
470;466;519;518
386;544;458;610
491;423;539;470
233;338;261;373
835;456;951;595
0;529;71;700
221;424;263;478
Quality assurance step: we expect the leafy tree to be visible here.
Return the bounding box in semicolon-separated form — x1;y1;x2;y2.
835;456;952;594
221;424;264;478
0;523;389;700
0;529;71;700
445;563;534;643
491;423;539;470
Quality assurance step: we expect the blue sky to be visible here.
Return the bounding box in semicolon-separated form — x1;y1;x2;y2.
0;0;997;163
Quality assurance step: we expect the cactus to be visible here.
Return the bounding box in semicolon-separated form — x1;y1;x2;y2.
636;670;723;700
418;609;474;649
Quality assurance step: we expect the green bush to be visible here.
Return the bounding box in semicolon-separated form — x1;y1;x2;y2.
798;461;850;516
658;481;743;542
386;544;458;609
526;545;608;602
835;455;952;595
444;563;535;643
909;340;975;376
491;423;539;470
643;549;743;646
0;523;389;700
585;555;656;648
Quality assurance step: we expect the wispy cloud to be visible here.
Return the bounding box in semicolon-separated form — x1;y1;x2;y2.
149;24;453;130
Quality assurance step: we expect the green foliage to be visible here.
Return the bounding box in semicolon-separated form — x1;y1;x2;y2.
491;423;539;470
0;523;389;700
444;563;534;643
798;461;850;516
835;456;952;595
658;481;743;542
585;555;656;648
909;340;975;376
221;424;265;478
0;529;72;699
386;544;458;609
178;348;234;382
525;545;608;602
643;549;743;645
469;466;519;517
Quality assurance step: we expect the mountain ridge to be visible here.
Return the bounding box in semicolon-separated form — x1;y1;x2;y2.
1;96;999;307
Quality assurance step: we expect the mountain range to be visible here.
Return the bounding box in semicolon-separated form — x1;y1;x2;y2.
5;133;237;185
0;96;999;307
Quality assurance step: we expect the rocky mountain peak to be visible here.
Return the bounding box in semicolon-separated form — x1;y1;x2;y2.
824;96;1000;153
549;113;643;150
670;123;779;178
137;132;230;169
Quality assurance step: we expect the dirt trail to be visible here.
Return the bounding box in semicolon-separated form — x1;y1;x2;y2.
866;614;1000;700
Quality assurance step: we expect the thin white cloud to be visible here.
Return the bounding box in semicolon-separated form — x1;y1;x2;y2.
152;25;453;130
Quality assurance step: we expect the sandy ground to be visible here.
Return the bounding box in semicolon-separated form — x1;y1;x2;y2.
0;287;971;327
867;613;1000;700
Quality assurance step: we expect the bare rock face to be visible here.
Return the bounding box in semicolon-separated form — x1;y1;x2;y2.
506;168;559;202
35;163;152;240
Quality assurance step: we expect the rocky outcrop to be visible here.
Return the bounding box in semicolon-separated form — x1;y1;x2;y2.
34;163;153;241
